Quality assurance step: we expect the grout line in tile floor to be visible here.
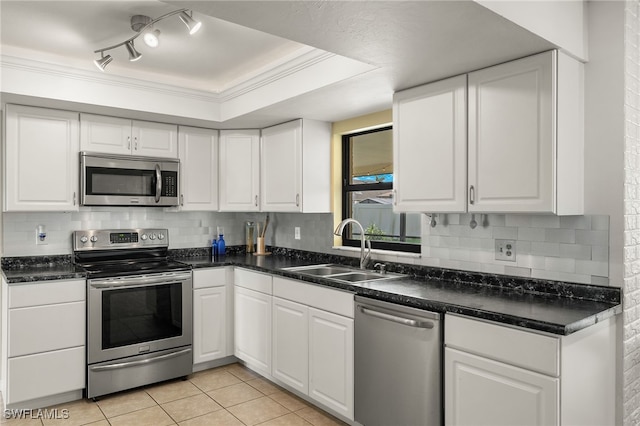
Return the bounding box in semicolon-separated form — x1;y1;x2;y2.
0;363;348;426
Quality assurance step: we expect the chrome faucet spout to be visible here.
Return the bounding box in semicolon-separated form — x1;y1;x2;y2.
334;218;371;269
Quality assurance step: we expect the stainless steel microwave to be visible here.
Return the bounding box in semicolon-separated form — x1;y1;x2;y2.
80;152;180;207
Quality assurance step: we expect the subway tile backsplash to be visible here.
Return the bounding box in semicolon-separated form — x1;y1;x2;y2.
1;209;610;286
423;213;610;285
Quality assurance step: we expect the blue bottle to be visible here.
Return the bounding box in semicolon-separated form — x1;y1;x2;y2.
218;234;226;256
211;238;218;261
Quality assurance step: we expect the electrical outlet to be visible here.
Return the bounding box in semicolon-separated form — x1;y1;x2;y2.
495;239;515;261
294;227;301;240
35;225;47;245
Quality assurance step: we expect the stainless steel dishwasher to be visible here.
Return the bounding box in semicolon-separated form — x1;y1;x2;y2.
355;296;442;426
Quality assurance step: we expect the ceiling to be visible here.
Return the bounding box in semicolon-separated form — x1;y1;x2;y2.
0;1;556;128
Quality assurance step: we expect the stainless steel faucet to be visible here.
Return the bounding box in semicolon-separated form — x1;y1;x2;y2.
334;218;371;269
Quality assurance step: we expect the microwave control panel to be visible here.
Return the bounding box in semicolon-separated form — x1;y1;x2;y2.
162;172;178;197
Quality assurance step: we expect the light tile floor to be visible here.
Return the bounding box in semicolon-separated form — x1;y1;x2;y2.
0;363;348;426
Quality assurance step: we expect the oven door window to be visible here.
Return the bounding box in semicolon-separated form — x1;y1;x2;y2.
86;166;156;197
102;283;182;349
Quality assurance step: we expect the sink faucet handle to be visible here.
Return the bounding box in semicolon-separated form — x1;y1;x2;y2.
374;262;386;274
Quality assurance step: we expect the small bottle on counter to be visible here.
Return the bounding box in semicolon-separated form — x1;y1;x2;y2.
218;233;226;256
211;238;218;261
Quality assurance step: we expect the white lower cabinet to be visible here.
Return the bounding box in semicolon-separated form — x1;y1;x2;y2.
1;278;86;408
446;348;558;426
193;268;232;365
271;276;354;421
308;307;354;420
272;297;309;394
444;314;616;426
234;269;273;376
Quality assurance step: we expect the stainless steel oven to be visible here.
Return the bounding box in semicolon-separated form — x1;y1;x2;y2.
74;229;193;399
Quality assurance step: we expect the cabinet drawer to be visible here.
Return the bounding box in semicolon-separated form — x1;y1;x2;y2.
445;314;559;376
234;268;272;294
9;301;85;357
9;279;85;308
7;346;85;405
273;277;354;318
193;267;227;289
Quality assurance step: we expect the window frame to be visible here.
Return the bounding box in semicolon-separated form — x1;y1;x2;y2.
340;126;420;253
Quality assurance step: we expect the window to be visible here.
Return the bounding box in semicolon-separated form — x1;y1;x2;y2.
341;126;421;253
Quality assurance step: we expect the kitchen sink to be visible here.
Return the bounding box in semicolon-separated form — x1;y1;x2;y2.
282;264;406;284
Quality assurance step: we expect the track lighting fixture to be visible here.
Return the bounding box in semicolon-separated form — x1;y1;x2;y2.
94;53;113;71
125;41;142;61
93;8;201;71
179;11;202;35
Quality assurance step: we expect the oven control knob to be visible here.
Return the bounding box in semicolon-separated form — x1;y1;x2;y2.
150;234;156;240
141;234;148;241
80;236;88;244
90;236;98;243
158;233;165;240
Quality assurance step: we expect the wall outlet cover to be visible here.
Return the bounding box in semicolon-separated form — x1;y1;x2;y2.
294;227;301;240
495;239;515;261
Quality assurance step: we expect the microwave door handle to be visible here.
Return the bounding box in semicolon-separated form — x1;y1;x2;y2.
155;164;162;203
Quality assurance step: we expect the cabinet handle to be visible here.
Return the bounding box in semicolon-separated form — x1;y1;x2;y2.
180;194;184;206
73;192;76;206
296;193;300;207
255;195;258;207
134;137;138;151
469;185;475;205
392;189;397;206
127;136;131;150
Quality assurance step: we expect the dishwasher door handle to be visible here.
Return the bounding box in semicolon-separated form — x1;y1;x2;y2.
359;306;434;329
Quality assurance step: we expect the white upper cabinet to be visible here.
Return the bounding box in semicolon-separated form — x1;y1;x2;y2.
178;126;219;211
261;119;331;213
219;130;261;212
4;105;80;212
393;75;467;213
393;50;583;215
80;113;178;158
468;50;583;214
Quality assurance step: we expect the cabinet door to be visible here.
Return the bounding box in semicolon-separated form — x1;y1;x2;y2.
80;113;132;155
261;120;302;212
9;301;85;357
308;307;354;420
178;126;219;211
219;130;260;211
393;75;467;213
133;121;178;158
193;287;227;364
5;105;79;211
468;51;554;213
272;297;309;394
445;347;559;426
7;346;85;405
234;286;271;375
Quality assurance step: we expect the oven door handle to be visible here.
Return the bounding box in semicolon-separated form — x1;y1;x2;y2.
89;272;191;288
89;348;192;372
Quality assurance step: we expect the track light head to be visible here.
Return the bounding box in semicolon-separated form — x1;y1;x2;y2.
125;41;142;61
144;29;160;47
94;54;113;71
179;11;201;35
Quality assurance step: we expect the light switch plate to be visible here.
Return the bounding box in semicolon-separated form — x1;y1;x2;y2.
294;227;301;240
495;239;515;261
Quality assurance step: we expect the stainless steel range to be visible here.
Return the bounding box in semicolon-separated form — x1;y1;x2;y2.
73;229;193;399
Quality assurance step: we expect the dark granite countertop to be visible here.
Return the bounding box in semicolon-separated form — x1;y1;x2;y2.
178;252;621;336
1;249;622;336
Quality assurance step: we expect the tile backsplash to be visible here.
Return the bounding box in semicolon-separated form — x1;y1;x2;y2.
1;208;610;286
422;213;610;285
